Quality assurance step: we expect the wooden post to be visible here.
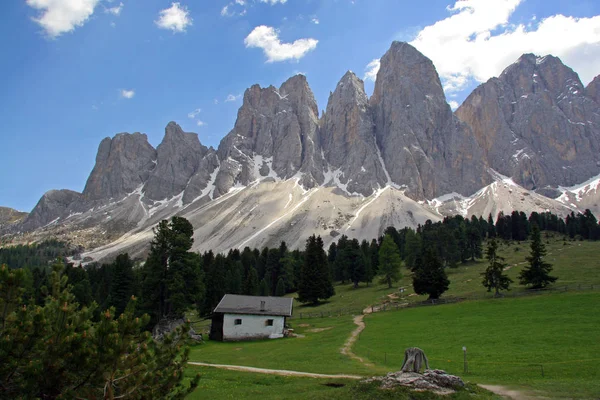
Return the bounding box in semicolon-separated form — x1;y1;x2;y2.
463;346;468;374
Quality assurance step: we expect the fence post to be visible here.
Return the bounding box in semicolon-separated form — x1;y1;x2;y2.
300;313;303;319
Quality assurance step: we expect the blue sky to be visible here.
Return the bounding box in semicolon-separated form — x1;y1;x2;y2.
1;0;600;212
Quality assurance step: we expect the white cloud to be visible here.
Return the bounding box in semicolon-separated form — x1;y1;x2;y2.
105;2;123;16
155;2;192;33
408;0;600;92
220;5;231;16
245;25;318;62
214;98;219;104
196;120;206;127
259;0;287;4
188;108;201;118
225;94;242;102
448;100;459;110
26;0;101;38
311;18;319;25
363;58;380;82
120;89;135;99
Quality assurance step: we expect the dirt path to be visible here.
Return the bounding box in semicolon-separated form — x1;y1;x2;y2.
339;314;375;366
188;362;362;379
479;384;536;400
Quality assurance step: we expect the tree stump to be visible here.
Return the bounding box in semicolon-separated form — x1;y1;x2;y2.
400;347;430;373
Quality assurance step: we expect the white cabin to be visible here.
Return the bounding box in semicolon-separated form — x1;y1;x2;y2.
210;294;293;341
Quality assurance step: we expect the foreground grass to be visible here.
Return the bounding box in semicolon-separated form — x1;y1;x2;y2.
189;316;381;375
185;366;499;400
353;291;600;399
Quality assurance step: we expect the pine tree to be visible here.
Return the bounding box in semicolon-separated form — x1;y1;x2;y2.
412;247;449;300
378;234;402;288
259;278;269;296
0;262;199;399
275;277;286;296
519;224;557;289
297;235;334;304
141;217;204;323
242;265;259;296
481;240;512;296
108;253;137;317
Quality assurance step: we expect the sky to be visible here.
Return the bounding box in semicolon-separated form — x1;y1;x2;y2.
1;0;600;212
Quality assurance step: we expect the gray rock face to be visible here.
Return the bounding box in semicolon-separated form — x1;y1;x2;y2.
213;75;324;198
0;207;28;227
22;189;81;230
586;75;600;104
83;132;157;201
143;122;218;204
370;41;489;199
320;71;388;195
456;54;600;190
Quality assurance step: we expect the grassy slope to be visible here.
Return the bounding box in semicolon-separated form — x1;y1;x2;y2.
187;236;600;399
353;292;600;399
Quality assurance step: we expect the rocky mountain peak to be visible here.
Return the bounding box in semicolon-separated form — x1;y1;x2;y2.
213;74;324;198
371;41;446;106
456;53;600;190
369;41;488;199
143;122;210;202
586;75;600;104
82;132;157;201
320;70;387;195
22;189;82;231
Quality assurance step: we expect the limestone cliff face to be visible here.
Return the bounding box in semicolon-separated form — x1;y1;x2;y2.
21;189;81;231
370;41;489;199
82;132;157;201
586;75;600;104
456;54;600;190
320;71;388;195
143;122;218;204
214;75;325;198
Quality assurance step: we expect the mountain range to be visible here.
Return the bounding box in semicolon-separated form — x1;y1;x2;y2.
2;41;599;262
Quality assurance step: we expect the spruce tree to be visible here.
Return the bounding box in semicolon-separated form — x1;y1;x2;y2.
275;277;286;296
259;278;269;296
109;253;137;317
412;247;449;300
481;239;512;296
378;234;402;288
242;265;259;296
297;235;334;304
519;224;557;289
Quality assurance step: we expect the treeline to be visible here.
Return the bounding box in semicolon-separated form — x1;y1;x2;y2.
4;209;598;324
0;239;73;269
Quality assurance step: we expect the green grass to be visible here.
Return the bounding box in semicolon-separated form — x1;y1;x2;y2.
353;291;600;399
189;316;382;375
185;236;600;398
185;366;499;400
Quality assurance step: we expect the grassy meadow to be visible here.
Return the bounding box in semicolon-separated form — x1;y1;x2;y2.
186;235;600;399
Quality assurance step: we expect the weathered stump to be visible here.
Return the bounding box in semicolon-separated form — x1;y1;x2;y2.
400;347;430;373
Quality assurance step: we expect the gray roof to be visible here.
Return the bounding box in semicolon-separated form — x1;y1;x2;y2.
213;294;293;317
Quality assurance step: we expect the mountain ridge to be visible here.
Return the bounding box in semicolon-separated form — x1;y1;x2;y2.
2;41;599;263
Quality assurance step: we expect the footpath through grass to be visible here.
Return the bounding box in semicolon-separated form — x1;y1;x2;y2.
189;315;382;376
353;291;600;399
185;366;498;400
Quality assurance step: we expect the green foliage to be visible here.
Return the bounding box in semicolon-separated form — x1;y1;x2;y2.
519;224;557;289
298;235;334;304
0;261;199;399
141;217;204;323
377;234;402;288
412;247;449;300
481;239;512;295
0;239;70;270
275;277;286;297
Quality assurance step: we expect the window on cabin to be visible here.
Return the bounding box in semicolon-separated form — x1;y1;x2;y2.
234;318;242;325
266;319;274;326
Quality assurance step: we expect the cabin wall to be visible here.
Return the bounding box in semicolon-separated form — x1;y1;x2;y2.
222;313;285;341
